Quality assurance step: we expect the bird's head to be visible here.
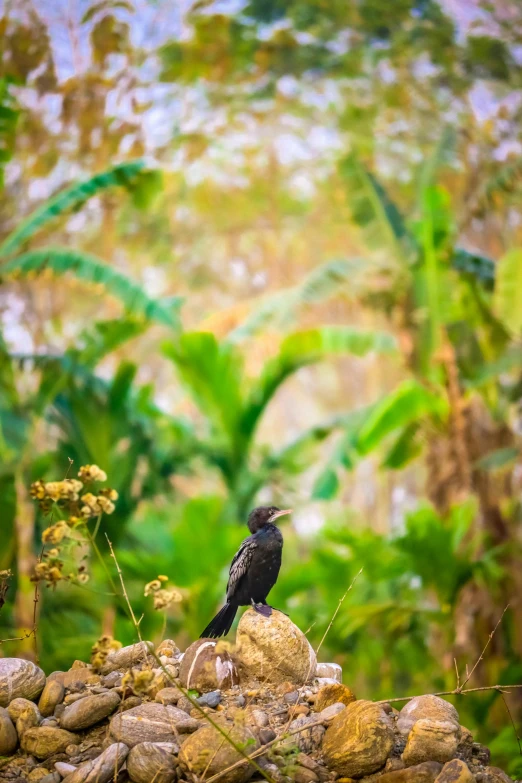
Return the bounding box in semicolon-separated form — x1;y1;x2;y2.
247;505;292;533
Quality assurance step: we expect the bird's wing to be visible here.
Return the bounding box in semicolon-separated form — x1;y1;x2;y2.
226;535;256;600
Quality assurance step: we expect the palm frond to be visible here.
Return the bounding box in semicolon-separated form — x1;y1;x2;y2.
243;326;397;438
1;247;182;327
0;160;148;258
227;258;367;342
339;153;414;259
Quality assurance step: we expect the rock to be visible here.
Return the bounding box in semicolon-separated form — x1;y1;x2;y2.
55;762;77;776
397;696;460;738
315;663;342;682
402;719;460;767
100;641;154;674
197;690;222;709
109;703;195;747
283;715;325;754
38;681;65;718
236;609;317;686
127;742;178;783
16;705;41;736
60;691;120;731
49;669;99;689
40;774;60;783
314;684;356;712
63;693;86;705
176;695;194;714
259;727;277;744
179;639;239;691
377;761;444;782
476;769;513;783
155;688;181;705
8;698;40;722
120;696;142;711
318;702;346;721
21;727;81;759
27;769;51;782
434;759;475;782
61;742;129;783
0;659;46;707
0;707;18;756
293;767;319;783
179;718;259;783
157;640;181;658
284;691;299;705
100;672;122;689
322;700;395;778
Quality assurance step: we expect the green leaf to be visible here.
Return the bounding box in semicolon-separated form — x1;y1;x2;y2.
245;327;397;439
0;160;149;258
382;423;422;469
356;380;448;455
312;468;339;500
0;248;182;327
474;447;519;472
493;248;522;335
452;248;495;290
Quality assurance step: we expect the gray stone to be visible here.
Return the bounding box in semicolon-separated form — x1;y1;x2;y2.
0;706;18;756
60;691;121;731
0;659;46;707
155;688;181;706
109;703;194;748
127;742;178;783
55;762;77;776
318;702;346;721
61;742;129;783
197;690;221;709
41;774;61;783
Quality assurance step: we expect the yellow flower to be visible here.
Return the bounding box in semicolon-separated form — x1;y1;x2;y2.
42;521;69;545
144;579;162;596
152;587;183;611
30;480;46;500
79;465;108;483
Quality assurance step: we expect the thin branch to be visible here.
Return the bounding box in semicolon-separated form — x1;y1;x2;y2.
376;683;522;705
315;567;363;658
499;692;522;758
457;604;509;692
105;534;143;643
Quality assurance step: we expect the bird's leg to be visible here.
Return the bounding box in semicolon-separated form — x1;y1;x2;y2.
251;598;272;617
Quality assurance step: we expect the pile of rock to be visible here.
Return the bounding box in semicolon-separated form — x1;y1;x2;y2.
0;610;514;783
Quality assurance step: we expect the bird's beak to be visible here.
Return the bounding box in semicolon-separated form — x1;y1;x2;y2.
269;508;292;523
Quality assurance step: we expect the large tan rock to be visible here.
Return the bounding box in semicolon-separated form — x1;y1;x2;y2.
402;719;460;767
435;759;475;783
397;696;460;737
100;641;155;674
21;726;80;759
322;699;394;778
0;659;46;707
179;717;259;783
236;609;316;686
109;702;195;747
179;639;239;691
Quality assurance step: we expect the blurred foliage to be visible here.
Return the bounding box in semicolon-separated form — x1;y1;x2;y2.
1;0;522;772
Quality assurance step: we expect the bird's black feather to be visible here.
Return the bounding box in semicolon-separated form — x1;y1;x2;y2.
226;536;257;600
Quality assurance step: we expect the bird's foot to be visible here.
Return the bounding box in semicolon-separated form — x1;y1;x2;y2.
251;599;273;617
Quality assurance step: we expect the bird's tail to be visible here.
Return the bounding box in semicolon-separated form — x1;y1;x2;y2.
200;603;237;639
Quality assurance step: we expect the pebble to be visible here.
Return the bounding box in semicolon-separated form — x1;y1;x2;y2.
27;768;51;782
39;681;65;718
40;718;58;728
318;703;346;722
155;688;180;705
259;728;277;744
236;695;246;707
0;706;18;756
100;672;122;689
434;759;474;782
100;641;154;675
8;698;41;723
16;706;41;736
55;762;77;776
0;659;46;707
60;691;121;731
63;694;86;705
40;774;60;783
284;691;299;705
315;663;342;683
196;690;221;708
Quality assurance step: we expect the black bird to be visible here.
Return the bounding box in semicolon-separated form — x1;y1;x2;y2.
200;506;291;639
